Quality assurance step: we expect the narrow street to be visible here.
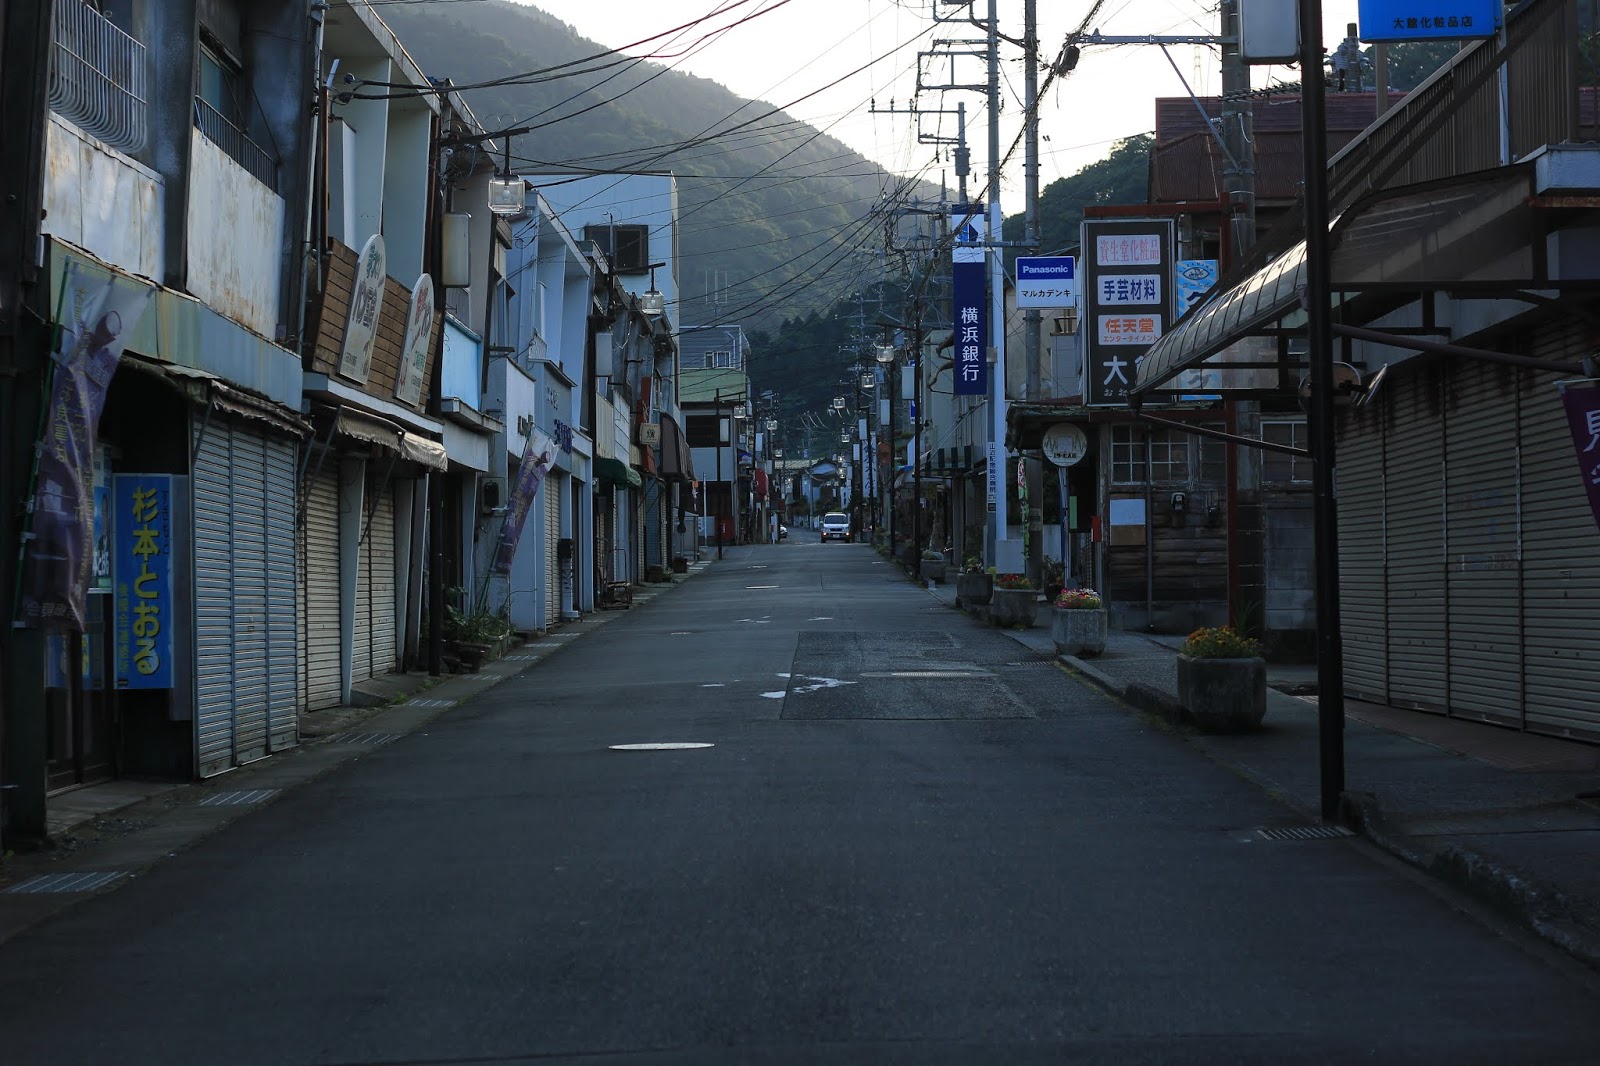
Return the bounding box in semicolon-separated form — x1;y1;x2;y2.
2;544;1598;1065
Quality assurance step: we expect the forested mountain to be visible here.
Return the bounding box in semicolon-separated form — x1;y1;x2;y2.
377;0;931;336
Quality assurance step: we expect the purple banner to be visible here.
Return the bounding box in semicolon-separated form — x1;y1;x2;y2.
19;264;153;630
1561;383;1600;532
492;428;555;575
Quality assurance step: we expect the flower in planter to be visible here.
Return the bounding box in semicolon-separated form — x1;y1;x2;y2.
962;556;985;574
1181;625;1261;659
1053;587;1102;610
922;549;946;561
993;572;1032;590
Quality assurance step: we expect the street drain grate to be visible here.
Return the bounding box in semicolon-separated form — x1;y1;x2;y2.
328;732;401;746
1004;661;1057;667
6;871;127;894
404;698;453;708
504;655;539;661
1255;825;1354;842
197;789;280;807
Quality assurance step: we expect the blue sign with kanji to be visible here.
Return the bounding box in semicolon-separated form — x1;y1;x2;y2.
1357;0;1499;41
113;474;175;689
952;260;986;397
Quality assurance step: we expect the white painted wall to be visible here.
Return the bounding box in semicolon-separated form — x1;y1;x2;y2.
381;104;431;286
43;115;163;280
186;130;285;339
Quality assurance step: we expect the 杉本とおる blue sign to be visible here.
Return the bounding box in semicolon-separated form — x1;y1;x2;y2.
113;473;175;689
1015;256;1076;309
1357;0;1500;41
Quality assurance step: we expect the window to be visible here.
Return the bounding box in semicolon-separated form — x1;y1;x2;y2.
702;350;733;369
48;0;148;153
192;42;276;188
1199;422;1227;482
583;225;650;274
1111;425;1189;484
1261;419;1311;483
685;415;721;447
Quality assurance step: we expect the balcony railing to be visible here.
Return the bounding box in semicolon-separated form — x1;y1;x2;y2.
48;0;148;153
193;97;278;192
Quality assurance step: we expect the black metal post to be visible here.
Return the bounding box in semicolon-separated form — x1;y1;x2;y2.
887;356;898;566
1299;0;1346;822
912;307;924;581
715;391;724;561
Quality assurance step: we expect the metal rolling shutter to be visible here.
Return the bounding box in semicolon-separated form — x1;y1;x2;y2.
641;481;655;571
1383;367;1448;711
545;477;562;621
1336;400;1387;702
192;418;299;777
366;477;398;676
1443;360;1523;726
1519;326;1600;740
303;469;342;710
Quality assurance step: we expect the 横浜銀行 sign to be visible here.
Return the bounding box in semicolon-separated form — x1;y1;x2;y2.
1357;0;1500;41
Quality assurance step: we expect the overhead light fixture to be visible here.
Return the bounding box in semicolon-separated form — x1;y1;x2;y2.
832;396;846;411
734;403;748;419
487;135;525;216
639;262;666;317
875;344;896;364
861;372;874;389
766;418;777;432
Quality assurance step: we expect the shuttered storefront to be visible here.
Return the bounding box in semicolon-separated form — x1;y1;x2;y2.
1443;360;1523;726
192;416;300;777
1382;369;1448;711
1338;318;1600;742
545;476;563;622
352;475;398;683
302;468;342;711
1520;320;1600;740
1336;400;1387;702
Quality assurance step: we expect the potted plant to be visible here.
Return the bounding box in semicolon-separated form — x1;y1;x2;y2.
1177;625;1267;732
1042;556;1066;601
989;572;1039;628
955;556;991;607
1050;587;1107;657
920;549;948;583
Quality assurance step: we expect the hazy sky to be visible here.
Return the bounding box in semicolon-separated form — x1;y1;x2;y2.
508;0;1368;199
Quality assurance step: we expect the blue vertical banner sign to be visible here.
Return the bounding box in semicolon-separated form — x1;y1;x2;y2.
113;474;175;689
951;261;987;397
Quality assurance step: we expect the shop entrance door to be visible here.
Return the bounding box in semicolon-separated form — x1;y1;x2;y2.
44;592;117;792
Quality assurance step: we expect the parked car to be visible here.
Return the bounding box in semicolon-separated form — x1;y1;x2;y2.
820;511;851;542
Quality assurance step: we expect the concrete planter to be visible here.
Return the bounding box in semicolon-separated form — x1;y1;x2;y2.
921;558;948;584
989;587;1040;628
955;572;992;607
1177;654;1267;732
1050;607;1107;657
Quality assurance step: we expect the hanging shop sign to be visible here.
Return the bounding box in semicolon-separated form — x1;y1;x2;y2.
1560;380;1600;533
338;234;386;385
393;272;435;408
1015;256;1076;309
1042;424;1089;467
1357;1;1500;41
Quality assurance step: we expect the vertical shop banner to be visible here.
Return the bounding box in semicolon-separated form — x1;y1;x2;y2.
112;474;175;689
951;261;987;397
1082;219;1173;407
493;429;555;574
393;273;435;408
20;263;154;630
1560;382;1600;532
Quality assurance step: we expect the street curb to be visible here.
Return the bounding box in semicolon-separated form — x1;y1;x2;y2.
1057;649;1600;973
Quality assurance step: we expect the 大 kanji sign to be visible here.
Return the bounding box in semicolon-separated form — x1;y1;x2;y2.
1357;0;1499;41
1082;218;1173;406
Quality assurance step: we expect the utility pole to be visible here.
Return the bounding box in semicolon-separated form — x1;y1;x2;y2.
1;2;58;846
984;0;1008;571
1022;0;1044;588
1221;0;1264;639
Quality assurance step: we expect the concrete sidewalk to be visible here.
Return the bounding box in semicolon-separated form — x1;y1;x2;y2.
0;563;711;939
921;574;1600;971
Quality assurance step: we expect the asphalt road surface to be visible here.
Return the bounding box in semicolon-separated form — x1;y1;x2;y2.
4;542;1599;1065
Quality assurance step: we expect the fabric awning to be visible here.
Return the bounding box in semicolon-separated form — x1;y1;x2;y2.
334;409;447;471
595;455;642;488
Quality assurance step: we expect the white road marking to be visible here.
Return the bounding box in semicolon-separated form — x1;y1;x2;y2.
790;675;857;694
761;691;786;699
807;617;833;622
702;683;725;688
746;585;780;590
608;742;715;751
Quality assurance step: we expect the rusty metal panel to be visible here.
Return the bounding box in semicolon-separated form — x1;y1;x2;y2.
186;130;284;340
42;115;163;279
